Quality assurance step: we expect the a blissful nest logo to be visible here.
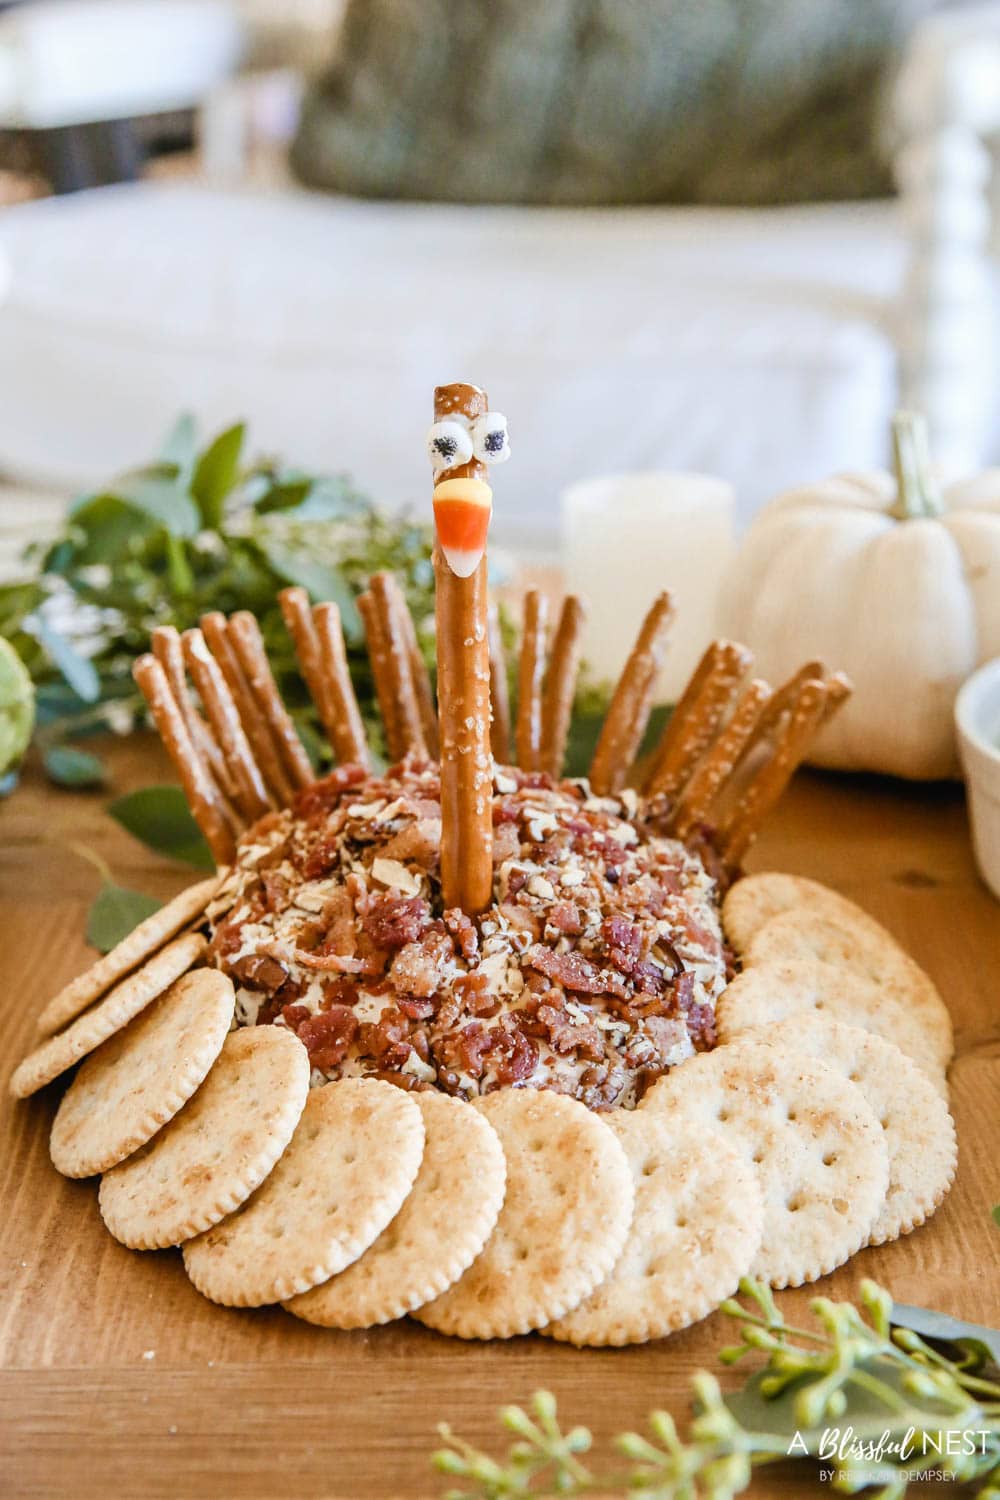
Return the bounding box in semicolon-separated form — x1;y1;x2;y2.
791;1425;993;1483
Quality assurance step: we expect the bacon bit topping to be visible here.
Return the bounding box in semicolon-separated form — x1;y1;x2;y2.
361;893;431;950
213;760;725;1108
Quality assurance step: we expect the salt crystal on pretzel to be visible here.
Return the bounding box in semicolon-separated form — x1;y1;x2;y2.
487;599;512;764
539;594;586;778
718;677;829;866
645;640;752;799
515;589;548;774
370;572;427;759
182;628;272;822
200;611;294;808
132;654;236;865
227;610;314;791
311;601;371;768
589;592;674;796
433;382;495;914
670;678;772;840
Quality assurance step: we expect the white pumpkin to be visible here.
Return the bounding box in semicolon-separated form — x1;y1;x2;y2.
721;415;1000;780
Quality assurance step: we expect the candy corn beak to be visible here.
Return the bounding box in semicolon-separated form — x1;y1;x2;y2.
433;478;493;577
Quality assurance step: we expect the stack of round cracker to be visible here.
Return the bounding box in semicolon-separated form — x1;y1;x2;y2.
7;870;958;1346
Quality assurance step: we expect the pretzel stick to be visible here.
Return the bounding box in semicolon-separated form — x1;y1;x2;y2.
644;640;753;799
432;380;494;914
717;678;828;866
132;654;236;865
589;591;674;796
182;628;272;822
515;589;549;773
150;625;236;799
358;590;405;761
487;599;512;764
200;611;294;807
670;679;772;840
227;611;314;790
312;602;371;768
821;671;853;725
370;572;427;759
396;586;438;756
539;594;586;778
279;586;343;753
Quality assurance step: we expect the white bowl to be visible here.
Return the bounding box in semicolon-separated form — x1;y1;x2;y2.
955;657;1000;901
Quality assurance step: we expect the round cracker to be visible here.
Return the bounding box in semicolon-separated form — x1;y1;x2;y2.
413;1090;634;1340
36;877;220;1037
99;1026;310;1249
723;873;890;956
50;967;234;1178
9;931;208;1100
744;909;953;1071
182;1078;424;1307
642;1039;889;1289
544;1112;763;1346
716;960;948;1097
741;1017;957;1246
284;1092;506;1328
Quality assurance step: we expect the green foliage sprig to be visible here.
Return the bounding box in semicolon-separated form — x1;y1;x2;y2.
0;416;439;783
433;1279;1000;1499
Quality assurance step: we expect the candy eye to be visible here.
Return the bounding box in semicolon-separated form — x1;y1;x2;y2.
427;420;473;475
471;411;510;465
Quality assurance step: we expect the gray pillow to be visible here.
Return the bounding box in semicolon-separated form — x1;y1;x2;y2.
291;0;930;207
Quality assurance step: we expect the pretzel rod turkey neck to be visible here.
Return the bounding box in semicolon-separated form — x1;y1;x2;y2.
431;381;498;915
589;591;674;796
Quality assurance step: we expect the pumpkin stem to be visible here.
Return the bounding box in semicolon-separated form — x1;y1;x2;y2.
890;411;944;520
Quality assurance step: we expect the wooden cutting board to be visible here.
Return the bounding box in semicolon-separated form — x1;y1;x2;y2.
2;736;998;1498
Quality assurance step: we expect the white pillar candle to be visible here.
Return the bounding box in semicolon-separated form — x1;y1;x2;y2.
561;472;736;702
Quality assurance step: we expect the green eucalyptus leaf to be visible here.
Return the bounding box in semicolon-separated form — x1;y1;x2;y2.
30;615;100;704
159;411;199;474
288;476;361;520
114;466;200;537
253;474;313;514
63;493;157;566
0;580;45;634
0;769;18;797
108;785;215;869
86;882;162;952
191;422;246;528
257;540;360;636
165;533;195;597
43;744;107;788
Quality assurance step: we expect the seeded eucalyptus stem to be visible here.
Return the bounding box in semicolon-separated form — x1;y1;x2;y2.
432;1279;1000;1499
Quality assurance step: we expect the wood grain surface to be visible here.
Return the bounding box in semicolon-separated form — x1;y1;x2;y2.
2;736;999;1498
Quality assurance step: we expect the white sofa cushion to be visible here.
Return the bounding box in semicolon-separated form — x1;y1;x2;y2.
0;183;903;544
